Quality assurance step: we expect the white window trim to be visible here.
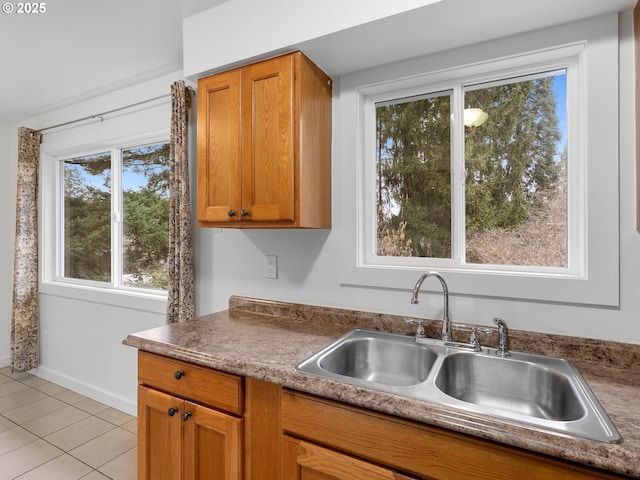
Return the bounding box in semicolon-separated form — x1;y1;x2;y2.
339;15;619;307
40;129;170;314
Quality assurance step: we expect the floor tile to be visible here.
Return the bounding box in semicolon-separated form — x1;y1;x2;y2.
0;438;63;480
97;446;137;480
74;397;110;415
32;381;67;396
44;416;115;452
53;389;88;405
0;426;38;456
1;376;136;479
95;407;135;426
14;453;93;480
0;388;48;412
70;427;136;468
19;376;50;388
2;371;34;382
22;405;90;438
120;417;137;434
4;396;67;425
79;471;110;479
0;414;16;433
0;380;30;398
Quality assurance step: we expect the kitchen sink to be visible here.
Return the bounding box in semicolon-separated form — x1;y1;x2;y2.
434;352;586;421
297;329;621;443
302;330;438;386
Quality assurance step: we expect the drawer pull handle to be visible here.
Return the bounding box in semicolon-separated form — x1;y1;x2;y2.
182;411;192;421
167;407;178;417
174;370;185;380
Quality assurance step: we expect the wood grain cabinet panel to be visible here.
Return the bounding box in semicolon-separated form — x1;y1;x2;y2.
137;351;244;480
183;401;243;480
137;386;183;480
138;351;243;415
197;51;332;228
282;435;418;480
282;390;626;480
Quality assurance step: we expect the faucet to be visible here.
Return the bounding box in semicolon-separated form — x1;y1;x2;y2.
493;317;511;357
411;271;451;341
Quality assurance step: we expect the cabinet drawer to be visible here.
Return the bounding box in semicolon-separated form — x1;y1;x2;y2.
138;351;243;415
282;390;624;480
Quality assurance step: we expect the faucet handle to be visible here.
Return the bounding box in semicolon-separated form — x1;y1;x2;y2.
405;318;425;340
493;317;511;357
469;326;492;352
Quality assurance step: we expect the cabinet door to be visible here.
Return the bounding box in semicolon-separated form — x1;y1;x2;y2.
241;54;295;222
183;401;243;480
282;435;416;480
138;386;183;480
198;69;242;223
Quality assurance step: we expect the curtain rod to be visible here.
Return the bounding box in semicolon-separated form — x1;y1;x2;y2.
37;87;193;133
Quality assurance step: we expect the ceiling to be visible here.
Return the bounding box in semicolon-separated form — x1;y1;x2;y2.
0;0;228;122
0;0;636;124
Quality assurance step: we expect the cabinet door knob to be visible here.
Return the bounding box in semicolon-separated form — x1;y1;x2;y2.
174;370;185;380
241;209;249;217
228;210;236;217
182;411;192;421
167;407;178;417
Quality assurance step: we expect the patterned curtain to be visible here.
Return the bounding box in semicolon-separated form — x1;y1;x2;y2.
166;81;195;324
11;127;42;373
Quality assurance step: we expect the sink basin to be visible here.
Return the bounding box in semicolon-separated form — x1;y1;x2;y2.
318;335;438;386
434;353;585;421
297;329;621;443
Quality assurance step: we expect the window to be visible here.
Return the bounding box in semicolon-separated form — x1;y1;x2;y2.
60;141;170;291
375;70;568;270
340;17;620;307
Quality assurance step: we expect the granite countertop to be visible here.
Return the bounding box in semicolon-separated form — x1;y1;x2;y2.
123;296;640;478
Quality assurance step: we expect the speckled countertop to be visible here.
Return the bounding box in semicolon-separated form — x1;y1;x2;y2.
123;296;640;478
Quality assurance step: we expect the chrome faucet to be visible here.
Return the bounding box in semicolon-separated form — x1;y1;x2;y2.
493;317;511;357
411;271;451;341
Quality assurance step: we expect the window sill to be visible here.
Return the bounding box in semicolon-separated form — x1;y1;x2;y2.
39;282;167;315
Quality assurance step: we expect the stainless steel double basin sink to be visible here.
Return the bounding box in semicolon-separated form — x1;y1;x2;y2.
297;329;620;443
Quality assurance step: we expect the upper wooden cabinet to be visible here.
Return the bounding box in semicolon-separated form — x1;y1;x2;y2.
197;51;332;228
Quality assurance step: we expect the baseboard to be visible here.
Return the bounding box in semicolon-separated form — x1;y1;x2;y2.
0;356;10;368
31;366;137;416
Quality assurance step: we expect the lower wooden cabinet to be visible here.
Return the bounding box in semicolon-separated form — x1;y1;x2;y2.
138;386;243;480
281;390;626;480
281;435;418;480
135;352;625;480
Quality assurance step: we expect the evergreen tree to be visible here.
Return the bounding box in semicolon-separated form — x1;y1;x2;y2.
377;74;562;260
465;77;560;231
377;94;452;257
63;143;170;288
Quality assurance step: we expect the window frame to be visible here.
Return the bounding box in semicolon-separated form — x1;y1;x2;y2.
365;62;578;276
339;19;620;307
41;130;170;311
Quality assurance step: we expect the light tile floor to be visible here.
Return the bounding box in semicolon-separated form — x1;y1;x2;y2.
0;366;136;480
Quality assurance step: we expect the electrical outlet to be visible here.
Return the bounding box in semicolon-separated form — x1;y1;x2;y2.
264;255;278;279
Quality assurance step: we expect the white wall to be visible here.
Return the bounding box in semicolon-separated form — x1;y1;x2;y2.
195;13;640;345
0;121;13;367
